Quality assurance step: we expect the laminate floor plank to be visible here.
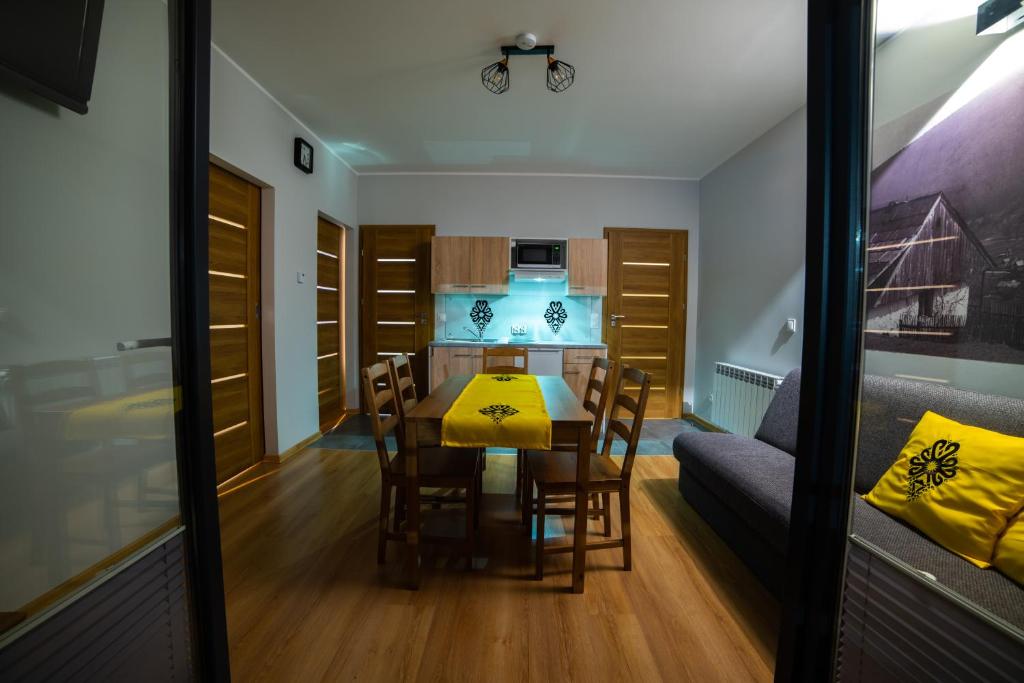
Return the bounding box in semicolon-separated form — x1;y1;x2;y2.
219;449;778;682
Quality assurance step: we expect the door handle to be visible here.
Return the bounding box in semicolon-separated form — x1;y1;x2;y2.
609;314;625;328
116;337;172;351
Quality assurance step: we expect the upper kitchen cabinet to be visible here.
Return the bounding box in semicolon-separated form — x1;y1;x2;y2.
431;236;509;294
568;238;608;296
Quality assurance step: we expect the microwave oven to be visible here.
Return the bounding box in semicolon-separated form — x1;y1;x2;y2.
510;239;567;270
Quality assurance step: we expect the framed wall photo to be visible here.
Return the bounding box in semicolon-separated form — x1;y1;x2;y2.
294;137;313;174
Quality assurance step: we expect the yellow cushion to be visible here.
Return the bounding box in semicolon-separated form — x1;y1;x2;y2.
862;411;1024;568
994;512;1024;585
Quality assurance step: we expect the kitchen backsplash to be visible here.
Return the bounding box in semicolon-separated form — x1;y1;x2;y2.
437;277;602;343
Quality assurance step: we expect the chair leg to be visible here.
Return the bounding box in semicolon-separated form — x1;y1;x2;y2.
535;491;546;580
620;487;632;571
521;468;533;531
465;479;476;570
514;449;524;504
393;486;405;533
602;492;612;537
378;484;392;565
474;468;482;530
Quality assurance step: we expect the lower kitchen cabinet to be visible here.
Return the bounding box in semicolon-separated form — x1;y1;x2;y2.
562;347;609;401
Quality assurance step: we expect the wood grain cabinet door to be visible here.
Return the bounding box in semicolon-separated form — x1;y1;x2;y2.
470;237;510;294
431;236;471;293
604;228;688;418
562;347;608;401
568;238;608;296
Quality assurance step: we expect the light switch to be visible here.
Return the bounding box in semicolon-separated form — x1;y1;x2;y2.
297;271;306;284
785;318;797;333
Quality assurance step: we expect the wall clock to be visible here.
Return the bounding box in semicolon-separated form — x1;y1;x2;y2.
294;137;314;174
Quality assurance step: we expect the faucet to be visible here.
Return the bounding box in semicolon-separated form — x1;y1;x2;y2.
463;326;483;340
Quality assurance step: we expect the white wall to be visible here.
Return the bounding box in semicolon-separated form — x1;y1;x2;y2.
358;173;701;406
692;108;806;419
210;47;359;454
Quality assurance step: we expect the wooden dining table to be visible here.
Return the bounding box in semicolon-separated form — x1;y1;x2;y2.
403;374;594;592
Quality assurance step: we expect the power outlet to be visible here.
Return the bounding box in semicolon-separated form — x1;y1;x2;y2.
510;324;528;336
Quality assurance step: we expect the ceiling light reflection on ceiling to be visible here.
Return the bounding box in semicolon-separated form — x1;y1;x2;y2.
912;28;1024;140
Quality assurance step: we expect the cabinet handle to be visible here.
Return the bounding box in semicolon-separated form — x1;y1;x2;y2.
563;370;581;375
453;353;474;358
569;286;585;290
452;284;470;289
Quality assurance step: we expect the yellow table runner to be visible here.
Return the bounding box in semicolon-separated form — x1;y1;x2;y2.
64;388;176;441
442;374;552;450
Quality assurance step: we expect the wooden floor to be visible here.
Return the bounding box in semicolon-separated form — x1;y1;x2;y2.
218;449;779;682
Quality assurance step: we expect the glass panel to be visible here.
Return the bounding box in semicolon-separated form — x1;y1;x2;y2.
841;2;1024;671
0;0;177;633
441;276;601;343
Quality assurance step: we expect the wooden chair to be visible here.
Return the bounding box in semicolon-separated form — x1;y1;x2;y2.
482;346;529;375
387;353;418;419
361;362;482;565
521;357;616;528
525;366;651;580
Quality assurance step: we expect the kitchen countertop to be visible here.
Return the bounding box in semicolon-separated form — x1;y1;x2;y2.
429;339;607;350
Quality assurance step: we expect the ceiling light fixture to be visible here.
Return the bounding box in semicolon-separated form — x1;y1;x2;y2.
480;33;575;94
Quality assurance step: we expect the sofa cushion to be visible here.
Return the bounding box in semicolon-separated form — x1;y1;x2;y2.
853;497;1024;630
754;368;801;456
855;375;1024;494
674;431;793;554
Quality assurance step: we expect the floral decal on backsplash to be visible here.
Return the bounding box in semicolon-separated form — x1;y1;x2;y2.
469;299;494;334
544;301;568;335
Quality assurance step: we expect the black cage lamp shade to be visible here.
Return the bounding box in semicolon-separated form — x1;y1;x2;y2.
481;57;510;94
546;56;575;93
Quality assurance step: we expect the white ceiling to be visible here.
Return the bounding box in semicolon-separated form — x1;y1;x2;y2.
211;0;807;178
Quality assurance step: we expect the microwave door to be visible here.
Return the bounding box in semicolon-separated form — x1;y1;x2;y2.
519;244;551;266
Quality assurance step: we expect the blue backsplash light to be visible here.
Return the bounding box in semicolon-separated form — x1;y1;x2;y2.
440;277;601;343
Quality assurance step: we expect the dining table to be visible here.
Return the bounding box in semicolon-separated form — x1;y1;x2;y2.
402;374;595;592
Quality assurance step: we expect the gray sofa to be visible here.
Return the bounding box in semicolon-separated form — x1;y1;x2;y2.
673;369;1024;629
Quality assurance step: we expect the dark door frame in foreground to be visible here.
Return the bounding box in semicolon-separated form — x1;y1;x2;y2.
169;0;231;680
775;0;874;680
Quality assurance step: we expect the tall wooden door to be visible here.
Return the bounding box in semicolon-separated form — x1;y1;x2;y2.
604;228;688;418
208;164;263;483
359;226;435;401
316;217;345;431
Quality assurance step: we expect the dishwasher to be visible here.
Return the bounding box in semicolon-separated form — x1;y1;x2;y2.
527;348;564;376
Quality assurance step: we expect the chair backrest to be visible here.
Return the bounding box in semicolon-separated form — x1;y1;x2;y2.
361;362;401;474
599;365;652;479
482;346;529;374
582;357;616;449
387;354;418;420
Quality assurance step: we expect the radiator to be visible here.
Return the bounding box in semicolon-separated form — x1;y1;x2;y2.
710;362;783;436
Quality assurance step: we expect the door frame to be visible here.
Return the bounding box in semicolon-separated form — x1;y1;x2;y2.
169;0;231;679
602;227;689;418
774;0;873;680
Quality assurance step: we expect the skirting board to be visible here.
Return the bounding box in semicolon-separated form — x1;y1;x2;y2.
682;412;724;433
264;431;322;464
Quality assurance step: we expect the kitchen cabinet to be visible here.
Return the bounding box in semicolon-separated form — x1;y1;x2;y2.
431;236;509;294
562;347;608;401
567;238;608;296
429;345;483;390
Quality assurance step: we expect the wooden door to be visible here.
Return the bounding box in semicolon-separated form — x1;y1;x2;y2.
360;226;435;399
604;228;688;418
208;163;264;483
568;238;608;296
316;217;345;432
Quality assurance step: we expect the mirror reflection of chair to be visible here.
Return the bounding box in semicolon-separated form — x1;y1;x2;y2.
362;361;483;566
